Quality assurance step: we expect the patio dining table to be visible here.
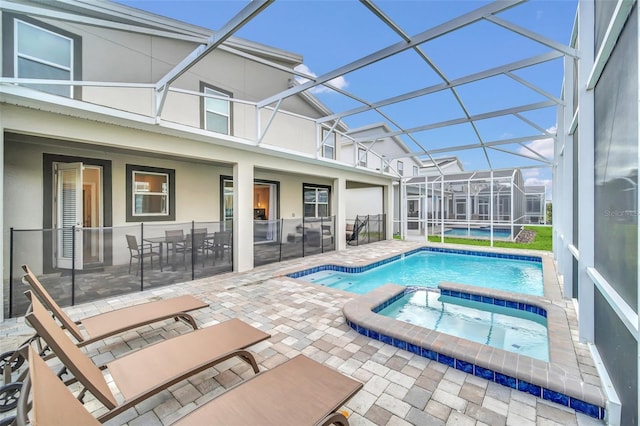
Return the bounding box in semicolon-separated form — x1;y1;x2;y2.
143;233;213;270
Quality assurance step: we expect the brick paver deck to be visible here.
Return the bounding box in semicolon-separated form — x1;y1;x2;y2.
0;240;605;425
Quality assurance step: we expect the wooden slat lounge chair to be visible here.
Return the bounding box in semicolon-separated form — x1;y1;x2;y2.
18;347;362;426
23;291;271;422
21;264;208;347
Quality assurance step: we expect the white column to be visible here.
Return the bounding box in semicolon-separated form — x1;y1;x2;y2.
385;181;394;241
400;179;407;239
489;171;494;247
510;176;514;237
577;0;595;342
334;176;347;251
0;127;4;322
636;11;640;426
233;160;254;272
440;175;444;243
561;54;575;298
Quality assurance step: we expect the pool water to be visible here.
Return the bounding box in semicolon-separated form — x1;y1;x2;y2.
444;227;511;239
378;290;549;361
301;251;543;296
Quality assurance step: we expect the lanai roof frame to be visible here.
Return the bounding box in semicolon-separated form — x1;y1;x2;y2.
1;0;575;177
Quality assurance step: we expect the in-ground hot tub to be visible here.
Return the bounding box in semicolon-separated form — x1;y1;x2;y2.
377;288;549;362
342;281;605;420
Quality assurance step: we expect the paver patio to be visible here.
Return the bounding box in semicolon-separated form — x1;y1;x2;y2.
0;240;605;425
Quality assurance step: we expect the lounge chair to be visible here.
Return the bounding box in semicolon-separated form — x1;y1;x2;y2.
21;264;208;347
23;291;271;422
2;265;210;386
18;346;362;426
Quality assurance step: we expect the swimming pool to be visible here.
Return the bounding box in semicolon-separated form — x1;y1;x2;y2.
444;227;512;239
295;248;543;296
378;289;549;361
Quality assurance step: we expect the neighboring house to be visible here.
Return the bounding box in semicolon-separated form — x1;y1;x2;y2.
524;185;546;224
418;156;464;176
340;123;422;226
340;122;422;176
0;0;395;315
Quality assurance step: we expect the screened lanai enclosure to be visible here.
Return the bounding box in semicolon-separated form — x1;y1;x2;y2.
398;169;527;242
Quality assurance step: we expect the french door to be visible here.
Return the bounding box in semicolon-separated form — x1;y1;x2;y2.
56;162;83;269
55;162;104;270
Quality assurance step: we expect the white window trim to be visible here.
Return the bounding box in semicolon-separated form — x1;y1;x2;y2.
322;129;335;159
204;86;231;134
358;147;367;167
304;186;330;218
132;170;170;217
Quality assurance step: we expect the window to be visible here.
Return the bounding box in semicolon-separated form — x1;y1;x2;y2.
358;147;367;167
304;185;330;218
201;83;231;134
126;165;175;222
4;14;81;98
413;165;419;176
526;195;542;213
382;157;390;173
220;176;279;227
398;161;404;176
321;129;335;159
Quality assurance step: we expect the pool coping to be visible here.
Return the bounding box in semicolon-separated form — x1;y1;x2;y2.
342;282;606;420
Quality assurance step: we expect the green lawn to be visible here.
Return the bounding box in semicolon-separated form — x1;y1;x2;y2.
426;226;552;251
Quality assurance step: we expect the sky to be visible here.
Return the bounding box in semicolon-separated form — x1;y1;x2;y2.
117;0;578;199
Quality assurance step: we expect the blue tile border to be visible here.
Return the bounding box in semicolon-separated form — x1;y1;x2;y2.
376;287;548;320
346;317;605;420
286;246;541;280
346;286;604;420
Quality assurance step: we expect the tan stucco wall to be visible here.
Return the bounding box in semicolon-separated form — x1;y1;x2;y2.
1;104;393;279
28;16;321;146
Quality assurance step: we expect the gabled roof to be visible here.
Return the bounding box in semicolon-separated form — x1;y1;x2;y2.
345;122;422;167
420;156;463;171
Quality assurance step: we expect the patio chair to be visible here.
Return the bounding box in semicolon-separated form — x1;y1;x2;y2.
23;291;271;422
18;346;362;426
164;229;186;262
176;230;208;269
206;230;232;264
126;234;162;275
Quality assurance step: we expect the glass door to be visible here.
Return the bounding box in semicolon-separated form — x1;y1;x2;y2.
254;182;278;242
223;179;233;230
56;162;83;269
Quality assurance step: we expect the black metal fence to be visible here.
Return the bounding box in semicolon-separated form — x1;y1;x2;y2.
5;221;233;318
5;217;338;318
347;214;386;246
253;216;336;267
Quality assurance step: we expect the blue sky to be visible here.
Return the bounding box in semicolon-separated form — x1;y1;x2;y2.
118;0;578;198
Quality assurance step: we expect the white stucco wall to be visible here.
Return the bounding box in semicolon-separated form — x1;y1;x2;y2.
346;187;383;219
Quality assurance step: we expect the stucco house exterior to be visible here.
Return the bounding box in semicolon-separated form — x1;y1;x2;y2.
0;0;397;319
